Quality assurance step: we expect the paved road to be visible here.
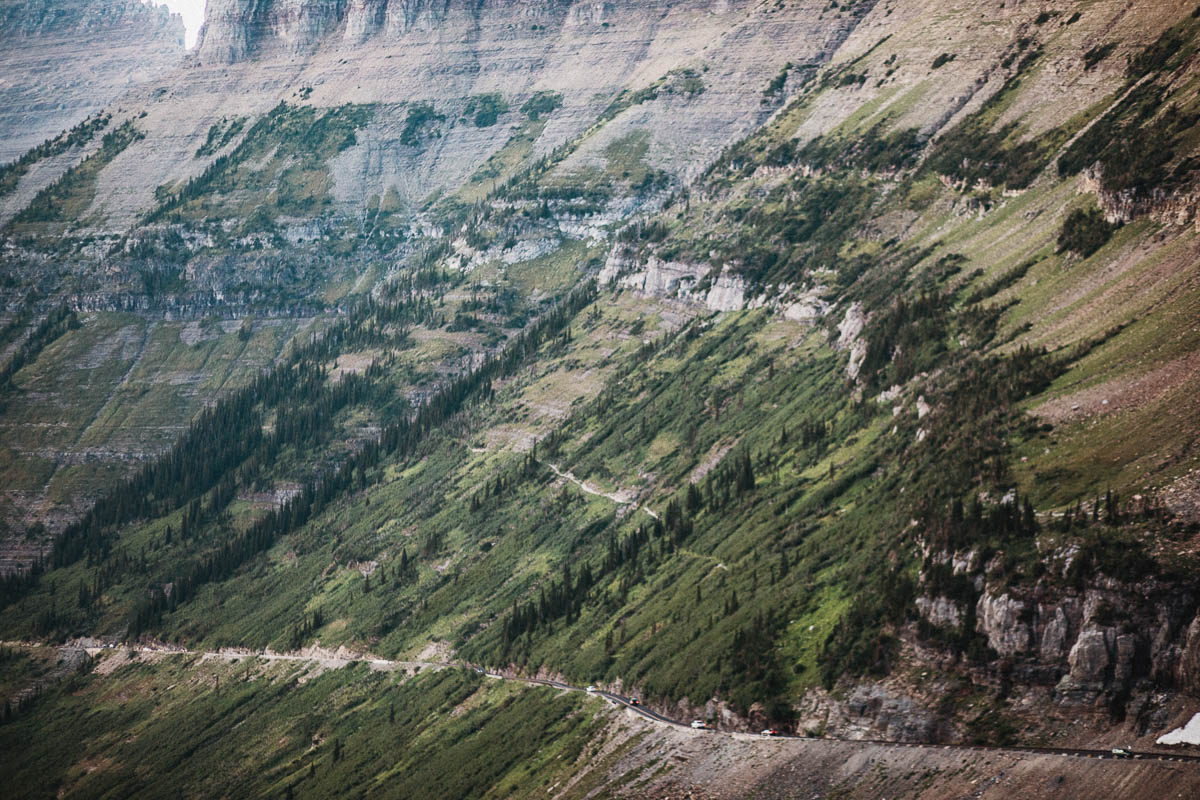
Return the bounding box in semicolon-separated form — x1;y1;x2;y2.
69;643;1200;765
493;673;1200;765
582;688;1200;765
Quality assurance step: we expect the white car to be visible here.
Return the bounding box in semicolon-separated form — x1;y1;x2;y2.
586;685;597;693
691;720;709;730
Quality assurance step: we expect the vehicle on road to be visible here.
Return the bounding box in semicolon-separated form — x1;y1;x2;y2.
628;697;641;706
760;729;780;737
691;720;709;730
1111;747;1133;758
586;685;597;693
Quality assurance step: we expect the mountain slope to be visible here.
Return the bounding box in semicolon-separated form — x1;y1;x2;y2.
1;0;1200;796
0;0;185;164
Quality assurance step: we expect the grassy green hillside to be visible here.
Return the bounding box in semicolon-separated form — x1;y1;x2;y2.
0;649;617;800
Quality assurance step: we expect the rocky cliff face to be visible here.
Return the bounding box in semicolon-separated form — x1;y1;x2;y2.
0;0;185;163
0;0;860;236
194;0;691;65
902;527;1200;743
971;577;1200;718
783;559;1200;744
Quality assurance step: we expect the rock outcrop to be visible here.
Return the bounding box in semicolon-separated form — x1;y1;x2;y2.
976;593;1033;659
916;549;1200;724
846;685;939;742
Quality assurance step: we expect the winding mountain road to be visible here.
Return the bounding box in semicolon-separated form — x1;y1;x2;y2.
74;643;1200;766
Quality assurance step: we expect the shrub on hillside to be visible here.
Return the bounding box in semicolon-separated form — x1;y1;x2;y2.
1083;42;1116;70
1057;207;1116;257
402;102;445;145
466;94;509;127
520;91;563;120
